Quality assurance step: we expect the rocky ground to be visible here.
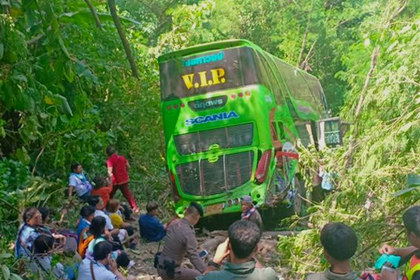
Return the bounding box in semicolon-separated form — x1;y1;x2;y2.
125;224;288;280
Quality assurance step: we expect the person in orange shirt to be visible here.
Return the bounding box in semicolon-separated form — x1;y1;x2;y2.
91;175;112;210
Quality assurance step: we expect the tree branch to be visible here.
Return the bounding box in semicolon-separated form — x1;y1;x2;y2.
84;0;102;30
344;46;380;168
108;0;139;79
297;0;314;69
32;145;46;176
345;1;407;168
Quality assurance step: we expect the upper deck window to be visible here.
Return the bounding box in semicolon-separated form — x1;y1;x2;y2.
160;47;260;101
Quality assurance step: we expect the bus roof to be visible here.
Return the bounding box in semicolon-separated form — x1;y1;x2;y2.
157;39;262;63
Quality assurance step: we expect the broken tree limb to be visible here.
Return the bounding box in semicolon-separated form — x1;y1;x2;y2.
108;0;140;79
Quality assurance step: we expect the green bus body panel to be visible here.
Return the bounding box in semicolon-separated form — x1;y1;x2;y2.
158;40;327;217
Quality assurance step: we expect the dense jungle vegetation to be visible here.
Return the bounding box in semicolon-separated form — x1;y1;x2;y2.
1;0;420;278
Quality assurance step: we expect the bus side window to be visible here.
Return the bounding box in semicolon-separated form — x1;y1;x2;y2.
295;122;316;147
255;53;284;105
275;121;285;140
254;53;274;93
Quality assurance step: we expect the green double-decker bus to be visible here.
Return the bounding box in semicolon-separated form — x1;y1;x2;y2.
158;39;342;220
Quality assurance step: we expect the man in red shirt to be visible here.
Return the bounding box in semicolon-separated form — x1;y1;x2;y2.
106;146;139;214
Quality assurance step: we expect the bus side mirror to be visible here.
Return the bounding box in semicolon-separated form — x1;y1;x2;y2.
317;117;343;149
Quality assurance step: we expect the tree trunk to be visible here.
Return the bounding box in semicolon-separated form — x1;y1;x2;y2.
84;0;102;30
108;0;139;79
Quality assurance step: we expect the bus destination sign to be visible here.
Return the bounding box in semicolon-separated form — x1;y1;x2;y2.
188;96;227;112
183;51;224;67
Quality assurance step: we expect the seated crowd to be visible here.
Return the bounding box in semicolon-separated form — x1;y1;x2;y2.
13;152;420;280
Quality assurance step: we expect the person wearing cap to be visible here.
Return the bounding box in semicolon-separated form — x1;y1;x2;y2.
157;202;205;280
139;202;166;242
241;195;263;230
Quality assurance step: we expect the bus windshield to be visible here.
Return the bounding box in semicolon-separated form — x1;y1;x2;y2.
174;123;254;155
160;47;260;101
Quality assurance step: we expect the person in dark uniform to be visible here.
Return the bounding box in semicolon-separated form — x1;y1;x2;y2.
157;202;205;280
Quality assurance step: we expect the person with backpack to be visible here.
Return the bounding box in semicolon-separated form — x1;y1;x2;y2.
68;162;92;201
378;206;420;280
77;205;96;242
106;146;139;214
80;216;130;269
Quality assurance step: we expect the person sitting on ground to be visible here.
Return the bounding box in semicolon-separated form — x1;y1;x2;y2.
157;202;205;280
139;201;166;242
87;195;122;240
77;205;96;242
68;162;92;201
15;208;66;258
91;174;112;209
106;199;136;247
38;206;78;254
28;234;75;280
15;207;44;258
378;206;420;280
305;222;361;280
106;146;139;214
78;240;134;280
198;220;278;279
241;195;263;230
38;207;52;225
83;216;131;269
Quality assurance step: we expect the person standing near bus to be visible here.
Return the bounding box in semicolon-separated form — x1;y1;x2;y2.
106;146;139;214
241;195;263;230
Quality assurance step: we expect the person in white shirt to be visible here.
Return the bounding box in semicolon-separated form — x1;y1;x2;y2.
78;240;134;280
87;195;122;238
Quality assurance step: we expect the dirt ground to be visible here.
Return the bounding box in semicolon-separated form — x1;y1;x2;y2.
125;220;286;279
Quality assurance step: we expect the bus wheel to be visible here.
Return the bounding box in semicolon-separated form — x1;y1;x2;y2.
293;175;306;216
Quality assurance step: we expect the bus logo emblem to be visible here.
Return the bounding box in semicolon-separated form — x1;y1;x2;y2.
185;111;239;126
188;96;227;111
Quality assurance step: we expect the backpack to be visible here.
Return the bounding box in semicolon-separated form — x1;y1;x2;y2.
78;227;94;258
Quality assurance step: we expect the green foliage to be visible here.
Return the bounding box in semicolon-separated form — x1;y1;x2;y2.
278;2;420;278
0;252;22;280
1;0;420;278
